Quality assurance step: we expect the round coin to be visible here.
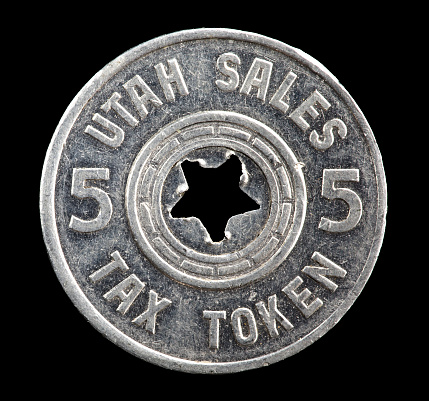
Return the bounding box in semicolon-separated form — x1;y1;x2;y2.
40;28;387;373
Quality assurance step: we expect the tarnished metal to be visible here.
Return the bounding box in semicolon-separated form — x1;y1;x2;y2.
40;29;387;373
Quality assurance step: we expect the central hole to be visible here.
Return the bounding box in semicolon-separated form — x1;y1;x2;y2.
171;155;259;242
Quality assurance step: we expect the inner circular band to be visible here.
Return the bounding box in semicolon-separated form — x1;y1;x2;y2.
126;111;307;289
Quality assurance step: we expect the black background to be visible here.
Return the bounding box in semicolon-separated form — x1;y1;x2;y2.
23;6;405;397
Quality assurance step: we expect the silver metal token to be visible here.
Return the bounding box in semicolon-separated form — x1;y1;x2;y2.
40;28;387;373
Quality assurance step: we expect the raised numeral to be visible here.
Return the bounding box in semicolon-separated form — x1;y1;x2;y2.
319;169;362;232
69;168;113;232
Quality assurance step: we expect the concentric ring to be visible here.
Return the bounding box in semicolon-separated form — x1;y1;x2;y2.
126;111;307;289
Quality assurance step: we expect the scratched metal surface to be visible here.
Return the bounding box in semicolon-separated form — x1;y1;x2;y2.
40;29;386;373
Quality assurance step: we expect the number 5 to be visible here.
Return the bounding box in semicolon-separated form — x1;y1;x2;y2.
319;169;362;233
69;168;113;233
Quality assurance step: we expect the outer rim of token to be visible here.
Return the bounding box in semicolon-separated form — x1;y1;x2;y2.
40;28;387;374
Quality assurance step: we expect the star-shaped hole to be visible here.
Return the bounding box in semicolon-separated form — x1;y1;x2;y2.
170;154;260;242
